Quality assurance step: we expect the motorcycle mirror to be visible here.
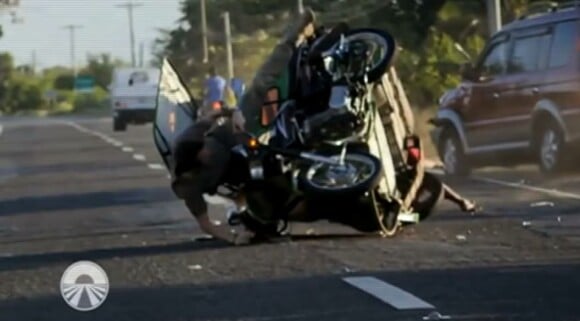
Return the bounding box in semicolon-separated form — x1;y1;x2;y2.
260;87;280;127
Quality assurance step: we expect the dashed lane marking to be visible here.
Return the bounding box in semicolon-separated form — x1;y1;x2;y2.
147;163;165;170
133;154;146;161
122;146;134;152
343;276;435;310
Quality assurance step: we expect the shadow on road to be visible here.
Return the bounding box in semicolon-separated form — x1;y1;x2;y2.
0;159;142;177
0;187;177;216
1;263;579;321
0;240;229;272
0;232;382;273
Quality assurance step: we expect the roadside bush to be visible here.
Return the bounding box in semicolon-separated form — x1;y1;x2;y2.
7;78;46;113
73;87;109;112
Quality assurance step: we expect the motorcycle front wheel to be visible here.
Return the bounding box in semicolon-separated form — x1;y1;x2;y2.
298;152;383;197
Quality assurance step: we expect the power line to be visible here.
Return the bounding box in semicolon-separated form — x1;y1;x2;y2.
116;1;143;67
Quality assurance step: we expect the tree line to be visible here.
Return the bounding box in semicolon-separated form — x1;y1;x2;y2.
0;50;124;115
0;0;571;114
152;0;569;108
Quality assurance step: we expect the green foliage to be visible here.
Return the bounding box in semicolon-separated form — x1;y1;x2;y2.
73;87;109;111
153;0;577;110
80;53;125;90
53;74;75;91
0;51;125;115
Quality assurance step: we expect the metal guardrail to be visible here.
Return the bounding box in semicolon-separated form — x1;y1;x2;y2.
518;1;580;20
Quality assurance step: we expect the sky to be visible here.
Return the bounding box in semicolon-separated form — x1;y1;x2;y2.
0;0;182;69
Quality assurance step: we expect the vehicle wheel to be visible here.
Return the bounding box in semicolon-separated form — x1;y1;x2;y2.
439;128;470;177
320;28;396;83
536;121;566;174
113;117;127;132
298;152;383;197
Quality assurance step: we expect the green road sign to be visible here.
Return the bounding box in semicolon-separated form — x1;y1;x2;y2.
74;75;95;93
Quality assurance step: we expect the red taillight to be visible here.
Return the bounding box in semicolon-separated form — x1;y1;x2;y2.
212;101;223;110
408;147;421;161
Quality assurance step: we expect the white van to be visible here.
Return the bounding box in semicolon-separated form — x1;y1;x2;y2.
109;68;160;131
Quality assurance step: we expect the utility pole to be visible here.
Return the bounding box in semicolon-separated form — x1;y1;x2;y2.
486;0;502;36
200;0;208;63
31;49;36;75
62;24;83;79
116;1;142;67
297;0;304;14
138;41;144;67
222;11;234;81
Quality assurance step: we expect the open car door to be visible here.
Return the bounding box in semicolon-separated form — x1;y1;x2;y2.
153;58;199;174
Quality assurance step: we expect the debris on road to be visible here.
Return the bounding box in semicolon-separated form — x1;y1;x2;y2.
194;235;214;242
530;201;555;208
557;216;562;223
455;234;467;241
423;311;452;320
522;221;532;227
342;266;356;273
187;264;203;271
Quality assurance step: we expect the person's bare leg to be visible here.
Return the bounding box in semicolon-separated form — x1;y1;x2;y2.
443;183;478;213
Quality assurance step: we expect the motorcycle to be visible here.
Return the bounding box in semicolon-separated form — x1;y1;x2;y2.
218;27;440;238
153;26;444;240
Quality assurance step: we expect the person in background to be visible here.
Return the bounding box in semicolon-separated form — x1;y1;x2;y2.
203;66;226;112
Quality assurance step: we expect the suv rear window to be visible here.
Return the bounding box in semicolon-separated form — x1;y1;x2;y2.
547;20;578;68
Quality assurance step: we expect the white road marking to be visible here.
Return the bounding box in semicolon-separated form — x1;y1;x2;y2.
427;168;580;201
0;124;3;136
147;163;165;170
66;121;127;148
472;176;580;201
342;276;435;310
133;154;146;161
122;147;134;152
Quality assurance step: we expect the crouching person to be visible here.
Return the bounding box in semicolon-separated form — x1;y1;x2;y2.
171;107;255;245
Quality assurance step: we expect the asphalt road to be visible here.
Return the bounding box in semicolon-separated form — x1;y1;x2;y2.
1;116;580;321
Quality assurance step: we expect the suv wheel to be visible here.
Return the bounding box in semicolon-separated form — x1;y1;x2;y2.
537;122;565;174
439;128;470;177
113;117;127;132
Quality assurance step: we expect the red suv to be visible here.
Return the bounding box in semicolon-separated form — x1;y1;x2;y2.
431;4;580;176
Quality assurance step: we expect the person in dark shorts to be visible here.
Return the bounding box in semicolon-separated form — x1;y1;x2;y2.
171;107;255;245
